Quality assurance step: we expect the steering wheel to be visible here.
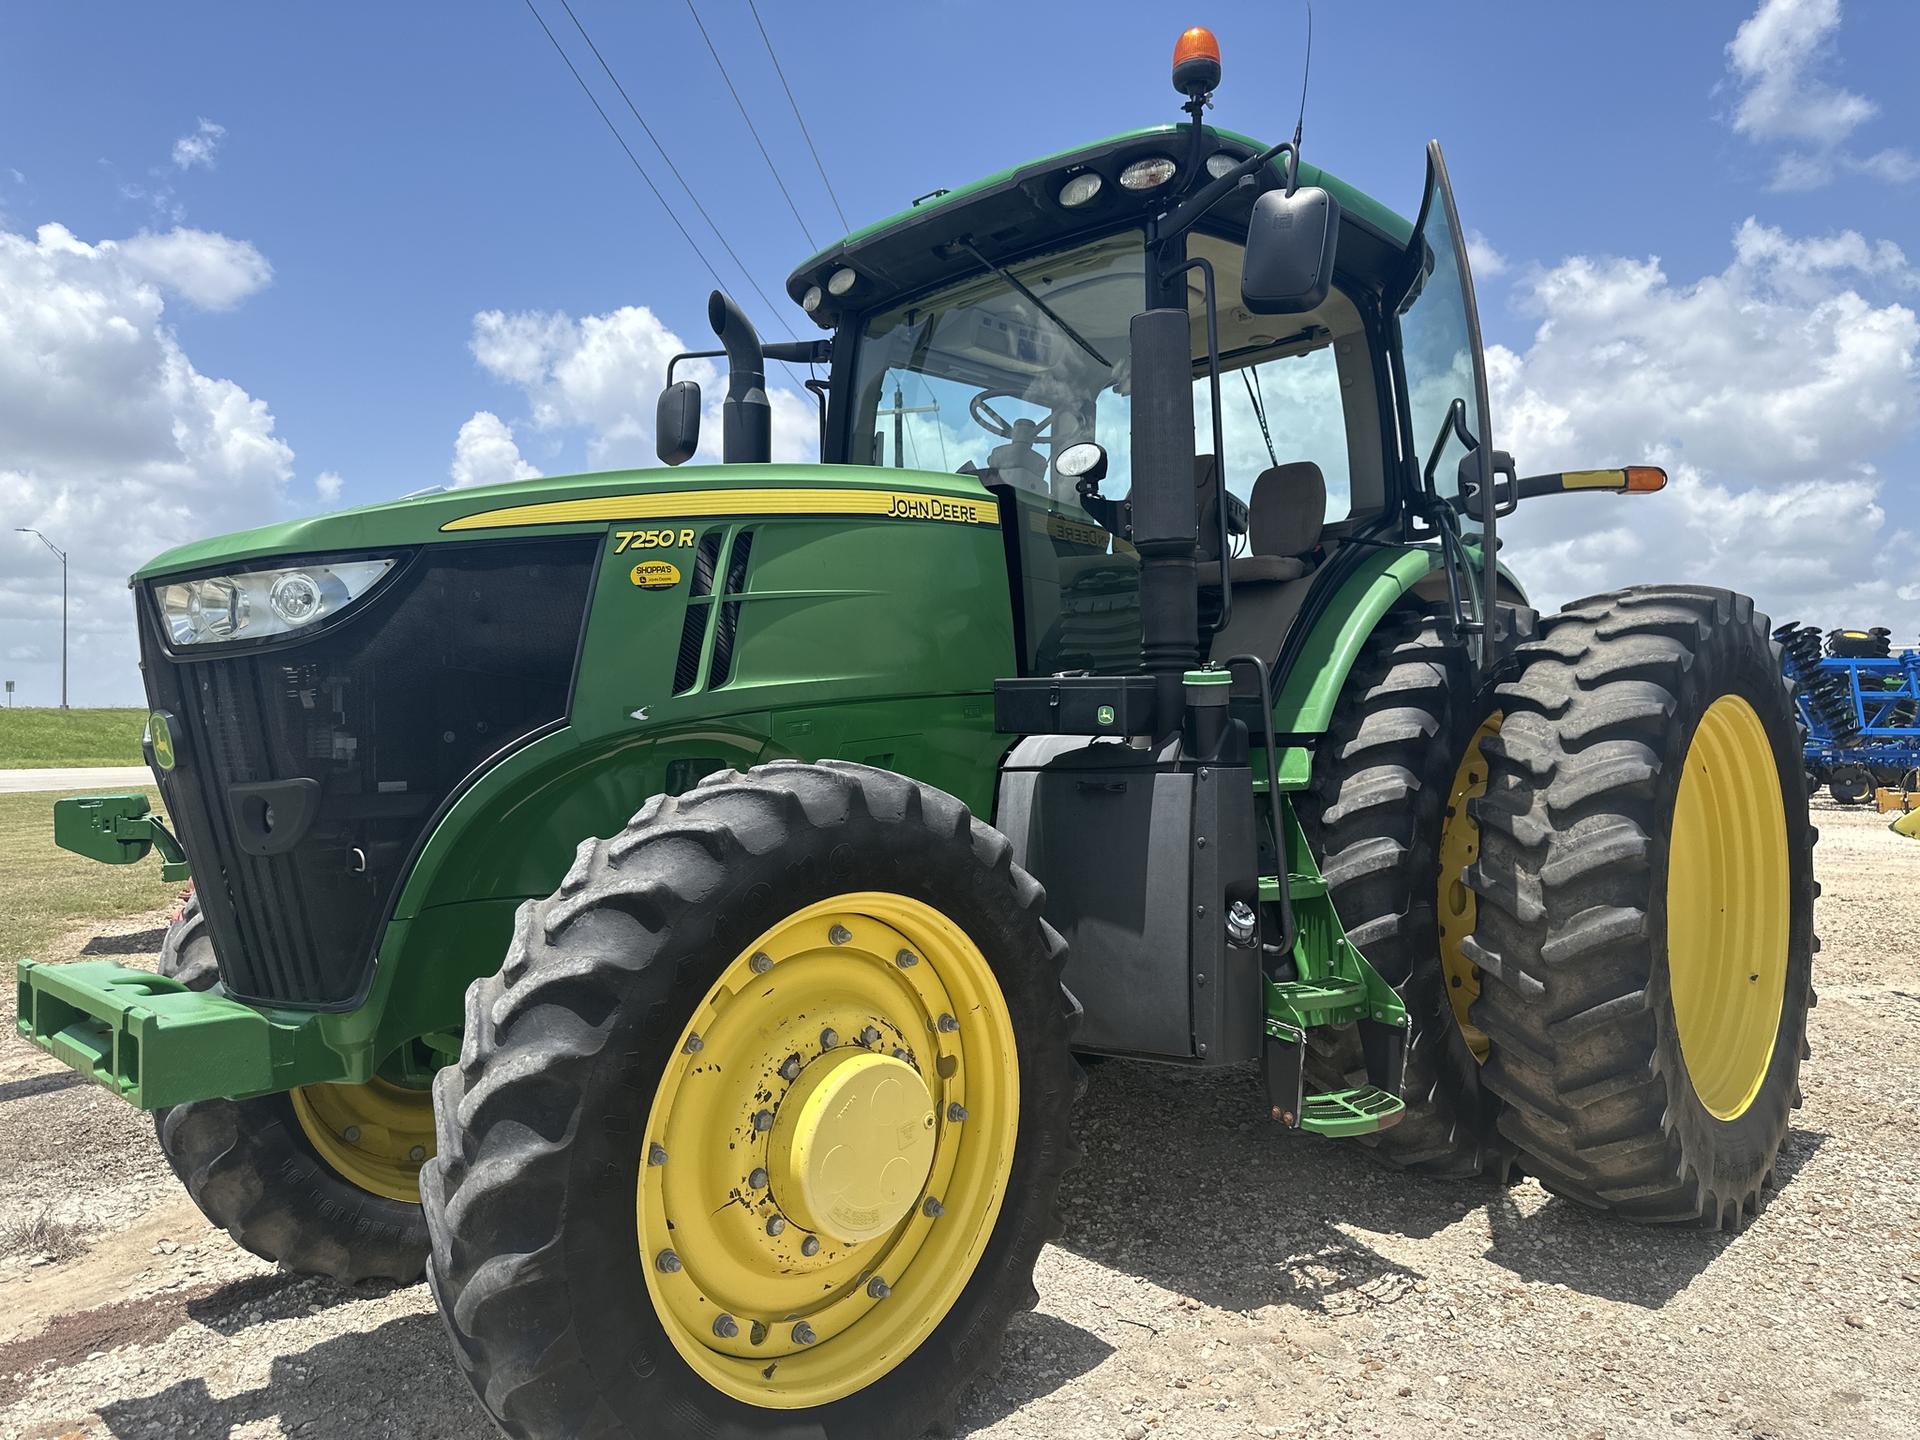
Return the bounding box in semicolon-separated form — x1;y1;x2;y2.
969;390;1053;442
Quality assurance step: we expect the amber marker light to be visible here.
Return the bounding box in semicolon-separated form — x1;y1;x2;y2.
1172;26;1222;98
1624;466;1668;493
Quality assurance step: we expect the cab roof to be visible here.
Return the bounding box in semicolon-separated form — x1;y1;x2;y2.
784;125;1415;329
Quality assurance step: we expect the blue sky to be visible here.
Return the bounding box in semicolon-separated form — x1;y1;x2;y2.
2;0;1917;705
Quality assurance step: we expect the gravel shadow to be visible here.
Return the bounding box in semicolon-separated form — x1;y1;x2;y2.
98;1312;489;1440
958;1310;1116;1433
1480;1125;1829;1305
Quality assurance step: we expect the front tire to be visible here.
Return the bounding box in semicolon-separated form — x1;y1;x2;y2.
152;894;432;1284
1465;586;1815;1228
422;761;1077;1438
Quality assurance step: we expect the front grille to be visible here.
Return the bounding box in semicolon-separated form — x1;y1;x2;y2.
140;538;597;1009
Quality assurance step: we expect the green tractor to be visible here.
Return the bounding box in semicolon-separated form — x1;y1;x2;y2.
17;27;1813;1438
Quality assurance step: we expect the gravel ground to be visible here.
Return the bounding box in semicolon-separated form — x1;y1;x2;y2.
2;798;1914;1440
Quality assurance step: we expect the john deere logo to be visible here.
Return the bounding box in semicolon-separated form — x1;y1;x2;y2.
1096;705;1116;726
629;561;682;590
148;711;177;771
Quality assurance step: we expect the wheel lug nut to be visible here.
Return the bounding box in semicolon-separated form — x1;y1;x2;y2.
892;1047;910;1061
648;1143;668;1167
828;924;852;946
947;1103;968;1123
923;1197;944;1219
936;1013;958;1033
713;1314;739;1339
684;1033;704;1054
859;1026;881;1046
819;1027;839;1049
766;1215;787;1237
801;1235;821;1257
779;1054;803;1081
656;1249;682;1273
748;1167;769;1189
749;950;773;974
895;948;919;968
752;1110;774;1132
867;1277;891;1299
792;1322;818;1346
343;1126;362;1144
408;1145;427;1163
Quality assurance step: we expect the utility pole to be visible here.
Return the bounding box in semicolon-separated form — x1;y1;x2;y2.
15;528;68;709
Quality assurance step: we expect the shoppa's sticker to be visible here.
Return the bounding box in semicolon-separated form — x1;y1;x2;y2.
630;560;682;590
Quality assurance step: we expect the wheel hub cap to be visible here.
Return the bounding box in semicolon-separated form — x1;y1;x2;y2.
770;1050;937;1243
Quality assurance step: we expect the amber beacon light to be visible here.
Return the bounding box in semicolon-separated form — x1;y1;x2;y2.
1172;25;1222;97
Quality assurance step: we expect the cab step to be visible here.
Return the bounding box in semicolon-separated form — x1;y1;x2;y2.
1298;1085;1406;1136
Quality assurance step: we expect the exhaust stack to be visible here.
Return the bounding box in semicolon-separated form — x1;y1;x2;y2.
709;291;771;465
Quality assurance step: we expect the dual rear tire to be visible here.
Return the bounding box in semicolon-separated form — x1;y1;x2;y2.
1465;586;1815;1226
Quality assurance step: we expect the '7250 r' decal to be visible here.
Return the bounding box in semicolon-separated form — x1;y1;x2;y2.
613;528;696;553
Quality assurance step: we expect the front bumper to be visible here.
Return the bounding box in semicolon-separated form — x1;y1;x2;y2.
14;958;345;1110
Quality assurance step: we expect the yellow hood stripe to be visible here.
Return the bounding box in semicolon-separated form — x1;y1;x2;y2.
441;487;999;532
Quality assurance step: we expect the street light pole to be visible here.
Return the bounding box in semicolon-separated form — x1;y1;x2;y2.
15;528;68;709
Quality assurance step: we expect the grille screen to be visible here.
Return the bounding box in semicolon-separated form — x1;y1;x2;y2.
141;538;597;1009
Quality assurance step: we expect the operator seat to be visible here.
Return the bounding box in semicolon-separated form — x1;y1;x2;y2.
1197;461;1328;588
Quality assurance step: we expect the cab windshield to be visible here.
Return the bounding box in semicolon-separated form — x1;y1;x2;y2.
848;233;1142;496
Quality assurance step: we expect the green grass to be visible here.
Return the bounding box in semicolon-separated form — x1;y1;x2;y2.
0;788;180;977
0;707;149;767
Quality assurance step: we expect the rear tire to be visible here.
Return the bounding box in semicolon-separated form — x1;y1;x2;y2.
1465;586;1815;1228
1299;610;1512;1180
152;895;430;1283
422;761;1078;1438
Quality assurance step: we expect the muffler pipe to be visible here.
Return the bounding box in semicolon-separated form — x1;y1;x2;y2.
709;290;772;465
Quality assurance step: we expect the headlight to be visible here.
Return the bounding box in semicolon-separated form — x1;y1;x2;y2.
1119;156;1178;191
157;559;395;647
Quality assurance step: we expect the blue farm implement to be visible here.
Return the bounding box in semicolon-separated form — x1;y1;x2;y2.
1775;623;1920;804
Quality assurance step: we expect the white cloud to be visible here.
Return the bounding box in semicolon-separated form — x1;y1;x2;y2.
1724;0;1911;190
1488;218;1919;641
0;221;292;706
468;304;818;470
315;471;344;503
171;118;226;171
450;411;541;489
112;228;271;310
1465;230;1508;280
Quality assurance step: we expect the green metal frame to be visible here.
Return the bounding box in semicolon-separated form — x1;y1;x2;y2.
51;792;190;884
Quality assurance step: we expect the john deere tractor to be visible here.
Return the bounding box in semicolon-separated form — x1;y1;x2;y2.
16;28;1814;1438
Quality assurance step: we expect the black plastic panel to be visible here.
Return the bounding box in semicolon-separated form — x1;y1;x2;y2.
140;538;597;1009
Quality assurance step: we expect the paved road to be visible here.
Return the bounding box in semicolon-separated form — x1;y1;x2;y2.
0;766;153;795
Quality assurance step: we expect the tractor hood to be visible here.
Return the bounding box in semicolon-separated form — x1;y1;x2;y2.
133;463;999;582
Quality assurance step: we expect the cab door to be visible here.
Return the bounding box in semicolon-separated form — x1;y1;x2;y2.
1391;140;1500;661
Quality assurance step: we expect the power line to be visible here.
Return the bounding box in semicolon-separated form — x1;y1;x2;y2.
681;0;819;251
556;0;802;341
520;0;802;388
745;0;849;233
522;0;733;300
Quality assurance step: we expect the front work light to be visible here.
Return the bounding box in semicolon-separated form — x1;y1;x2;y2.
801;284;824;313
827;267;858;297
157;559;395;647
1058;172;1104;208
1119;157;1178;191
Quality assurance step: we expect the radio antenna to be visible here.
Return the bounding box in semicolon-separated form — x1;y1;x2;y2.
1293;0;1314;150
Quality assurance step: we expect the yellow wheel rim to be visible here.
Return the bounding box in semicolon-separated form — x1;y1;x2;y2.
1667;694;1791;1121
290;1077;435;1203
638;893;1019;1410
1438;712;1499;1063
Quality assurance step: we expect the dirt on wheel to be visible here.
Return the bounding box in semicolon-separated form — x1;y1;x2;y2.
1;798;1914;1440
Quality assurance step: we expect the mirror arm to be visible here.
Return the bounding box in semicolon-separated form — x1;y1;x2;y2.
1156;140;1296;245
667;349;725;385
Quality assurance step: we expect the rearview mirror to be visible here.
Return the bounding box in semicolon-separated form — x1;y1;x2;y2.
1241;186;1342;315
656;380;701;466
